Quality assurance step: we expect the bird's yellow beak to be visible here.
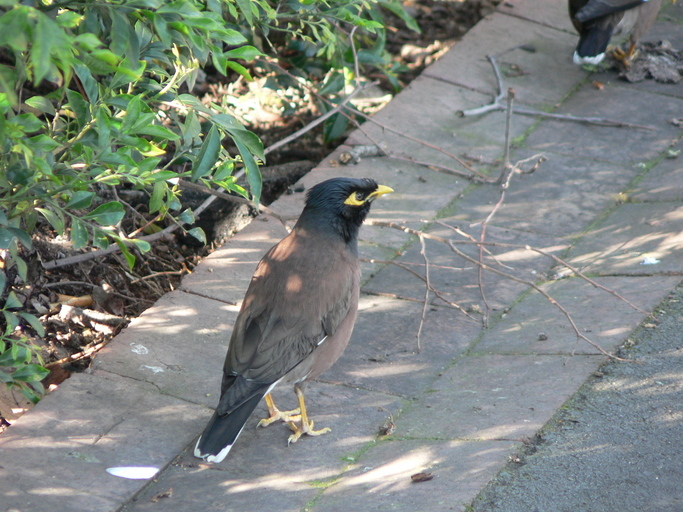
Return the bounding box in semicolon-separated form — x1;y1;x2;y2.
368;184;394;200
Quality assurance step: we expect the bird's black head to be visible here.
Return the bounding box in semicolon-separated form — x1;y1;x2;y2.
296;177;393;246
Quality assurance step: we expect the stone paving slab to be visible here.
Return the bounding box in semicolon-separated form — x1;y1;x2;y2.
525;83;683;165
398;353;604;441
123;381;404;512
631;140;683;202
474;276;682;355
93;290;238;408
0;371;209;512
322;294;482;398
424;13;584;108
496;0;575;32
450;150;642;237
312;438;520;512
364;222;567;309
345;75;537;167
567;202;683;275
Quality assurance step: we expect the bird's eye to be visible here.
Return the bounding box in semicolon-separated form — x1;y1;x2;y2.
355;192;365;202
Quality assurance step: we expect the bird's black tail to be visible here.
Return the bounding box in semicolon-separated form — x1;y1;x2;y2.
577;26;614;60
194;393;264;463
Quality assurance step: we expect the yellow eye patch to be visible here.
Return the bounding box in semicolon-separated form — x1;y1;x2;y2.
343;184;393;206
344;191;366;206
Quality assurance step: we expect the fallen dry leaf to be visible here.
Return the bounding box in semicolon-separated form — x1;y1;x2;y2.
151;488;173;502
592;80;605;90
411;472;434;483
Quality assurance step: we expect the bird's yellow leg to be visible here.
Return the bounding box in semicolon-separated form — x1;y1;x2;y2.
257;393;301;428
610;43;637;68
286;386;331;444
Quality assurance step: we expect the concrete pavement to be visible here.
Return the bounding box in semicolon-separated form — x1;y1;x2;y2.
2;0;682;511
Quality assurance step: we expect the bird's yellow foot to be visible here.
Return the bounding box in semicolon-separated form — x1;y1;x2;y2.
286;419;331;445
609;44;637;69
257;393;301;428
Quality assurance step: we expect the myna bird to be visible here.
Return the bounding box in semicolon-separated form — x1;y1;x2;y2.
569;0;663;65
194;177;393;463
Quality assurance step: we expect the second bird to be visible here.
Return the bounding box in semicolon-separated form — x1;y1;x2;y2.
569;0;663;65
195;177;393;463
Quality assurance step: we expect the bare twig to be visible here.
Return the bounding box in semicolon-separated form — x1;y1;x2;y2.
46;340;109;366
458;50;655;131
263;80;374;156
366;219;639;360
176;179;288;227
417;235;430;352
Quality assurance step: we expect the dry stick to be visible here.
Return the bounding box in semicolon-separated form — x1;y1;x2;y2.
263;79;372;156
479;88;516;325
434;219;513;270
459;51;654;131
362;258;475;320
176;179;288;226
41;188;221;270
366;220;632;359
373;221;648;316
47;340;109;367
416;235;430;352
267;60;490;182
446;240;630;360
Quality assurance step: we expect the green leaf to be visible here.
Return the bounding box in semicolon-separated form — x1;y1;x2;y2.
83;202;125;226
66;191;95;210
128;238;151;253
149;181;165;214
228;128;264;162
319;71;345;96
235;0;254;26
27;134;60;153
65;89;90;128
224;60;252;81
178;209;195;224
5;291;22;309
380;0;421;33
0;271;5;295
224;45;263;61
25;96;55;116
18;312;45;337
92;229;110;249
36;207;65;235
15;113;43;133
0;370;12;383
12;364;50;383
133;124;179;140
187;227;206;244
234;138;262;204
74;63;99;103
191;125;222;181
116;240;136;269
31;14;54;85
70;217;88;249
56;10;83;28
0;227;32;250
7;228;33;249
122;95;143;134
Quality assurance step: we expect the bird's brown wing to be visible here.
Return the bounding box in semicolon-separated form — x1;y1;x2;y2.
216;231;358;415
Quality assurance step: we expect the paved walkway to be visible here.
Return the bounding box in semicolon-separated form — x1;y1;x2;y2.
2;1;682;511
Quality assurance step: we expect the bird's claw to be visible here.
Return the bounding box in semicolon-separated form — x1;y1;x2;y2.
257;407;301;428
286;420;331;445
